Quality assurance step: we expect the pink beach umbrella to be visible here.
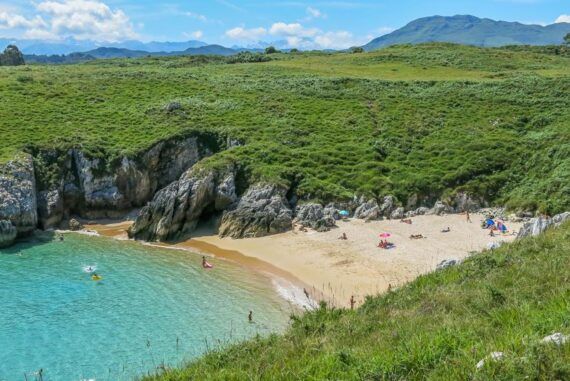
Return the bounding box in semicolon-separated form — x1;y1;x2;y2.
378;233;391;238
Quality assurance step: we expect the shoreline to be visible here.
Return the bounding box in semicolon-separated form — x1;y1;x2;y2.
81;213;522;308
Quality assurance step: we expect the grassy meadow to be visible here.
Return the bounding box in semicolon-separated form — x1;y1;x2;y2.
145;222;570;380
1;43;569;212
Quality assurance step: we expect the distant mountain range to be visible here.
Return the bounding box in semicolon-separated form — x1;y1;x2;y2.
364;15;570;50
23;45;263;64
0;38;207;55
4;14;570;63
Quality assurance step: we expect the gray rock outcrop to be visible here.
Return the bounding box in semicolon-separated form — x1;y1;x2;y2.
0;220;17;248
428;201;455;216
0;154;38;237
354;200;381;220
518;212;570;238
295;203;336;232
390;207;405;220
68;218;84;231
437;259;458;270
219;184;292;238
34;135;214;228
129;167;236;242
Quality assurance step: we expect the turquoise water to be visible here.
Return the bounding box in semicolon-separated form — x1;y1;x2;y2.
0;233;291;381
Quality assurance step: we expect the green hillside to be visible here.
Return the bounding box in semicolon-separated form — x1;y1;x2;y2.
364;15;570;50
145;222;570;380
1;43;569;213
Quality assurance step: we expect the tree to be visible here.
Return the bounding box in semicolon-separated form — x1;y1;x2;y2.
265;46;279;54
564;33;570;46
290;48;299;54
350;46;365;54
0;45;25;66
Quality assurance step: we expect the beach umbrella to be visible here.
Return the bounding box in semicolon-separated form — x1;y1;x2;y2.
379;233;391;238
339;210;350;217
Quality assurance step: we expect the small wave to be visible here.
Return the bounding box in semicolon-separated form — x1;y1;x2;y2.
83;265;97;273
271;278;316;310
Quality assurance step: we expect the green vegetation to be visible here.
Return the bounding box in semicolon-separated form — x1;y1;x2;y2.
146;223;570;380
1;43;569;213
565;33;570;45
0;45;25;66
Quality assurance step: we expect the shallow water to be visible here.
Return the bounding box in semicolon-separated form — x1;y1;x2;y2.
0;233;292;381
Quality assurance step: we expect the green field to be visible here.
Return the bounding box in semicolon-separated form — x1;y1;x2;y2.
145;222;570;380
1;43;569;213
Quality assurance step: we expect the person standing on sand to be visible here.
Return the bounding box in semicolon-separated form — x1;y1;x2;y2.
248;310;253;323
350;295;356;310
466;210;472;223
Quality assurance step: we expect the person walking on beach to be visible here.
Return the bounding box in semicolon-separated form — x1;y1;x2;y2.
466;210;472;223
350;295;356;310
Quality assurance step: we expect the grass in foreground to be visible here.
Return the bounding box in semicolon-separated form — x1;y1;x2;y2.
146;223;570;380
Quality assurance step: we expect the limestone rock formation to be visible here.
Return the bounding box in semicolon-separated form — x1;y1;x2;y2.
0;154;38;237
129;167;236;242
219;184;292;238
0;220;17;248
35;135;213;226
295;203;336;232
68;218;84;231
518;212;570;238
428;201;455;216
354;200;381;220
390;207;405;220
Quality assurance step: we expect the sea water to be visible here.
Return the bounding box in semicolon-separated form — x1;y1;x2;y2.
0;233;292;381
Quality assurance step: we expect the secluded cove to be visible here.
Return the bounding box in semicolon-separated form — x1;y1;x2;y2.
0;234;292;381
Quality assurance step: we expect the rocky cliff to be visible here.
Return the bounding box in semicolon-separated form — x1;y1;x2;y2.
33;134;217;228
0;154;37;247
128;166;237;241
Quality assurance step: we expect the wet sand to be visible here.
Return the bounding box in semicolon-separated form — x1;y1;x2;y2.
84;213;521;308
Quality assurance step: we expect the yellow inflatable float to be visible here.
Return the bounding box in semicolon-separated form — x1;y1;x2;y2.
91;274;102;281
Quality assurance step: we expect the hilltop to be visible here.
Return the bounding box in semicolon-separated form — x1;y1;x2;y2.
364;15;570;50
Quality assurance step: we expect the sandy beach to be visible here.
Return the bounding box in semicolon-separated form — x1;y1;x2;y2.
84;213;521;308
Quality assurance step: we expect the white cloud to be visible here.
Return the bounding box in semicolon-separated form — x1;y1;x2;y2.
225;21;367;50
184;11;207;22
555;14;570;23
0;0;137;41
191;30;203;39
269;22;319;38
225;26;267;40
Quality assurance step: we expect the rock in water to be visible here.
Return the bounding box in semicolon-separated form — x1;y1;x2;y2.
0;220;17;248
0;154;38;241
129;167;236;242
68;218;84;231
219;184;292;238
295;203;336;232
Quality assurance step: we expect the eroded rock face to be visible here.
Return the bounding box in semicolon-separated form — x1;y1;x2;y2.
219;184;292;238
428;201;455;216
129;167;236;242
295;203;336;232
390;207;405;220
35;135;213;227
0;154;37;237
518;212;570;238
0;220;17;248
354;200;381;220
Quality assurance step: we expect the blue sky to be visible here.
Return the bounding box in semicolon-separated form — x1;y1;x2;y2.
0;0;569;48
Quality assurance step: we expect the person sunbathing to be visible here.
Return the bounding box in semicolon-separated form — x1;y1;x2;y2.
441;227;451;233
338;232;348;240
400;219;413;224
409;234;425;239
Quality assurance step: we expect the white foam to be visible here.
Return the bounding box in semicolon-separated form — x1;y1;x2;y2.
83;265;97;273
271;277;317;310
